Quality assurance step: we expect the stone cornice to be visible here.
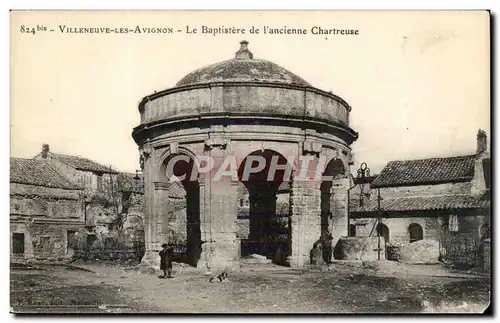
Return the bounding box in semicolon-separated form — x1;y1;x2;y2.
133;113;358;146
146;132;351;153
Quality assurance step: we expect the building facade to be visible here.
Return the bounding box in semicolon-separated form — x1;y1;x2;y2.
10;146;146;264
349;130;491;268
34;144;128;233
10;158;85;263
132;41;358;269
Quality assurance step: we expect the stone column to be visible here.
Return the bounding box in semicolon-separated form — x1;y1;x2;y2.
289;150;322;268
139;146;158;267
154;182;170;249
331;177;350;249
202;137;239;270
197;177;210;269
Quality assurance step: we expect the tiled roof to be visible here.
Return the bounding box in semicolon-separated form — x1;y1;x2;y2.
51;153;118;174
371;155;476;187
350;194;489;214
10;158;80;190
118;172;144;194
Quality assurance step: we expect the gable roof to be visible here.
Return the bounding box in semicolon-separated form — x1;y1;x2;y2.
371;155;476;188
10;158;80;190
118;172;144;194
51;153;118;174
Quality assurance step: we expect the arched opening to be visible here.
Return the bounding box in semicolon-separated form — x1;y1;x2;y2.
408;223;423;243
377;223;390;244
237;149;293;266
320;158;345;263
349;224;356;237
160;153;201;267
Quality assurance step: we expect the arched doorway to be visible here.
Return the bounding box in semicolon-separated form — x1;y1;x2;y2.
237;149;293;265
377;223;390;244
408;223;423;243
160;153;201;267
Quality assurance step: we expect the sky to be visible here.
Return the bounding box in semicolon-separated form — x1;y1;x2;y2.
10;11;490;174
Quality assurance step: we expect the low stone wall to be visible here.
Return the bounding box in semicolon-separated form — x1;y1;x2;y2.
334;237;385;261
73;248;144;262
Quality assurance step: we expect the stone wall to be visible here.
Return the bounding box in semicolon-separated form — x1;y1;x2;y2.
352;216;432;245
10;182;85;263
352;211;483;267
483;239;490;271
439;214;482;268
350;182;472;209
73;248;143;262
378;182;472;199
11;220;85;263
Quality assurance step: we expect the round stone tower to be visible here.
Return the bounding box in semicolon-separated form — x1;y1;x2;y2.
132;41;358;270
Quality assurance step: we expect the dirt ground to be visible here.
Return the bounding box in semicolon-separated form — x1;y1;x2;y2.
10;260;491;314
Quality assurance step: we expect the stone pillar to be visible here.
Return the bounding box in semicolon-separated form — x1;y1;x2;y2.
197;177;210;269
154;182;170;248
289;152;322;268
202;137;239;270
139;146;159;267
331;177;350;248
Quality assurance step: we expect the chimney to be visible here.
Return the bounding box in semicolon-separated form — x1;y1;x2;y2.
477;129;487;155
41;144;50;158
235;40;253;59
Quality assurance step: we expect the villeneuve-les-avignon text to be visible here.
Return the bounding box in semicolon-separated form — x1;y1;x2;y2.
56;25;360;36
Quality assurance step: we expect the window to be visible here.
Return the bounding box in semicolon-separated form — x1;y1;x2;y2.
409;223;423;243
349;224;356;237
12;233;24;254
448;214;459;232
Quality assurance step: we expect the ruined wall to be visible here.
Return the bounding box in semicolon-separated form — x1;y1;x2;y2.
10;183;83;219
11;221;85;263
10;183;85;263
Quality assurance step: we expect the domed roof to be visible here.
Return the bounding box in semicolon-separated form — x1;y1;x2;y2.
176;41;311;87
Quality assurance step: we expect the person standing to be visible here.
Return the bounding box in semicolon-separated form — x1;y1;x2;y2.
159;243;174;278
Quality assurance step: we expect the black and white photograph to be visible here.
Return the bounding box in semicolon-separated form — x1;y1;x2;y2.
8;10;491;314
